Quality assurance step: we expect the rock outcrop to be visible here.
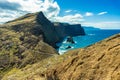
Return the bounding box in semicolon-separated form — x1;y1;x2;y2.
66;36;75;44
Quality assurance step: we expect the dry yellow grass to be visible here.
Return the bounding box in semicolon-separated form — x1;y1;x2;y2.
45;33;120;80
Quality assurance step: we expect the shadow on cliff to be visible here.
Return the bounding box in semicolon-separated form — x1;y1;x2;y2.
36;12;85;48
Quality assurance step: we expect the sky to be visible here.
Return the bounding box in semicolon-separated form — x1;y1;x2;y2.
0;0;120;29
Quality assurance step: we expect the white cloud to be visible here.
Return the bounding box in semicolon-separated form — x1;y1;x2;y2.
42;0;60;18
7;0;43;12
0;0;60;23
51;14;84;24
0;9;25;23
65;10;72;13
82;21;120;29
98;12;108;15
85;12;93;16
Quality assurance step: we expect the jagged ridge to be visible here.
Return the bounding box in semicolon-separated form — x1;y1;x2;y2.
2;12;85;47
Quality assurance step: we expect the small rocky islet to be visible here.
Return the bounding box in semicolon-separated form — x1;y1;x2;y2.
0;11;120;80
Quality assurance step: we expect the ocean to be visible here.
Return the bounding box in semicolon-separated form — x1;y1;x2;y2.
57;29;120;54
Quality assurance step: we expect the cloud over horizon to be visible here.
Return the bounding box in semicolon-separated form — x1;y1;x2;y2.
82;21;120;29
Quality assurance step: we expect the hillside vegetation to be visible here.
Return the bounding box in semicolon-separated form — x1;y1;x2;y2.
1;33;120;80
46;33;120;80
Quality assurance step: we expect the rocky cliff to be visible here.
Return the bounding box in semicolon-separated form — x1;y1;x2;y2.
3;12;85;47
36;12;85;45
54;22;85;41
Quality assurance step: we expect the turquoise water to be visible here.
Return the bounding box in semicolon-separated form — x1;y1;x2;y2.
57;29;120;54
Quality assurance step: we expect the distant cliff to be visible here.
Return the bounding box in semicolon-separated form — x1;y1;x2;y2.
83;26;100;31
54;22;85;41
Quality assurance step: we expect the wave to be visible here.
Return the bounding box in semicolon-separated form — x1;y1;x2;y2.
88;34;95;36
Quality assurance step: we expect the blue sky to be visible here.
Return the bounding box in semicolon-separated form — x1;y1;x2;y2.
56;0;120;29
0;0;120;29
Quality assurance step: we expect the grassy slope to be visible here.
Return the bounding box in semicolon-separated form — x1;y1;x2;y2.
1;33;120;80
0;12;58;79
46;33;120;80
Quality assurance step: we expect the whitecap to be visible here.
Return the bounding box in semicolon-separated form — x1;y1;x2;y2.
88;34;95;36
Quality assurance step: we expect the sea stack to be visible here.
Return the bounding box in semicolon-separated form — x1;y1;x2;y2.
66;36;75;44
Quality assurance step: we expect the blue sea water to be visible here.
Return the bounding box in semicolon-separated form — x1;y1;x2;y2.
57;29;120;54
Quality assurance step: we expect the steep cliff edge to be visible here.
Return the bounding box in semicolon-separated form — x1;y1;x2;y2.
54;22;85;41
36;12;85;45
2;12;59;47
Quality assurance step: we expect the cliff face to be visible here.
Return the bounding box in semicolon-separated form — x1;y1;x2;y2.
54;22;85;41
36;12;85;46
36;12;60;46
64;24;85;36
